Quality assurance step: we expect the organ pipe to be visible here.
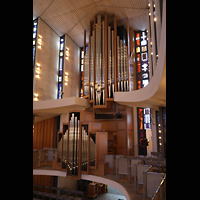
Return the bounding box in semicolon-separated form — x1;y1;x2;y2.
85;13;129;104
81;125;88;172
68;113;80;176
90;31;94;100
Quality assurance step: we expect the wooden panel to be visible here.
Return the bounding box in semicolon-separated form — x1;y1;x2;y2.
33;117;56;149
117;121;126;130
100;120;117;132
96;132;108;162
33;175;54;190
88;122;102;133
117;130;127;149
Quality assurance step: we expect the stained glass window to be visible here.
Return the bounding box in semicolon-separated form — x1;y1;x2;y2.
33;19;38;73
80;47;87;97
57;35;65;99
135;30;149;89
137;107;151;155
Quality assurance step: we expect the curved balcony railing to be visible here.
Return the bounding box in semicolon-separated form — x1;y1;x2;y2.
114;0;166;107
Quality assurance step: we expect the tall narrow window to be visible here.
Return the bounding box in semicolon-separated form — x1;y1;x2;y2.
80;46;88;97
137;107;151;156
33;19;38;79
80;47;84;97
135;31;149;89
58;35;65;99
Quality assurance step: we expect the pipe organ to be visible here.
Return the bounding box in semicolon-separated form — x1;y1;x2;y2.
55;112;102;179
68;112;80;176
82;13;130;107
81;124;88;172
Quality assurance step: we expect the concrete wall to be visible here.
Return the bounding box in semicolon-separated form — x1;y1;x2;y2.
34;18;60;101
63;34;80;98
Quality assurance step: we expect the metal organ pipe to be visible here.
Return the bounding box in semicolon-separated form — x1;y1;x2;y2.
90;31;94;100
81;125;88;171
102;21;105;105
117;39;128;92
108;26;111;98
68;113;80;176
85;14;130;103
117;36;120;91
84;48;89;96
111;30;115;97
95;15;101;105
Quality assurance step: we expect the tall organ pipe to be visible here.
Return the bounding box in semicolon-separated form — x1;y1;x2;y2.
117;36;120;91
90;31;94;100
102;21;105;105
68;113;79;176
95;15;101;105
88;14;129;99
111;30;115;97
107;26;111;98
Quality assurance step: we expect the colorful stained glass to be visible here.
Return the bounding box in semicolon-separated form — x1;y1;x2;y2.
139;109;143;129
145;108;150;114
141;52;147;61
137;73;142;80
136;33;140;46
142;62;148;72
137;54;141;61
141;32;147;46
142;73;148;79
138;80;141;89
140;130;144;138
137;62;141;72
136;47;140;53
142;80;149;87
135;31;149;90
142;46;147;52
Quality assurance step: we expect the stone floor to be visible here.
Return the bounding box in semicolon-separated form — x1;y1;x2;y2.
86;186;126;200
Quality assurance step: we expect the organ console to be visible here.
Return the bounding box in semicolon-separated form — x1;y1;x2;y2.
82;13;130;107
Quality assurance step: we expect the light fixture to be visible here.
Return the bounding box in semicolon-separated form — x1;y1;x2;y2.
37;35;42;49
64;72;69;85
33;93;39;101
66;47;69;60
35;63;41;78
154;17;157;22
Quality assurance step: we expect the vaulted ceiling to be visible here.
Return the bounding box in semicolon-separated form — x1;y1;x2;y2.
33;0;148;47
